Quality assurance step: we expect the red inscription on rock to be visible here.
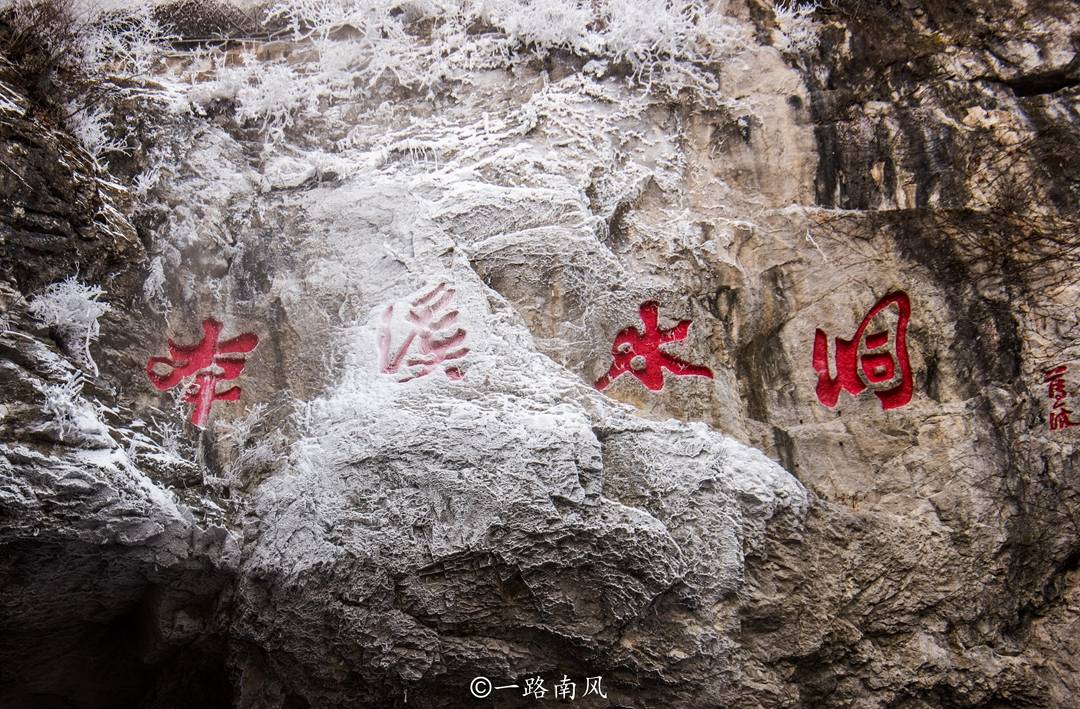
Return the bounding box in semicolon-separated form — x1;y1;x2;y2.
1043;365;1075;431
379;282;469;382
812;291;912;411
595;301;713;392
147;318;259;428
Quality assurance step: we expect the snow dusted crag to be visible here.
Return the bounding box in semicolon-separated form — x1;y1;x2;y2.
233;260;806;705
0;55;235;704
1;0;1079;707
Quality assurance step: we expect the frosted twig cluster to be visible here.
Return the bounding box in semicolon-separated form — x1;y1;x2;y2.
28;276;110;375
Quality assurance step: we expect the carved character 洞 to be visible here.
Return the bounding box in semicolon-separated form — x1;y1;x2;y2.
812;291;913;411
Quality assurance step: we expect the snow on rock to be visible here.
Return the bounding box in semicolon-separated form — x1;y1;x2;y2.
233;250;807;702
74;5;811;702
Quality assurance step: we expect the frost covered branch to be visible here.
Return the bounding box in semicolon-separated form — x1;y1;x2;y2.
772;1;821;54
1;0;174;157
28;277;110;375
187;0;750;141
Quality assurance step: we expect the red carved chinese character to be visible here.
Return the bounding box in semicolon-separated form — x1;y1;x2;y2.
1044;365;1067;379
1045;365;1067;398
595;301;713;392
1044;365;1075;430
379;282;469;382
1050;410;1076;430
146;319;259;428
812;291;912;411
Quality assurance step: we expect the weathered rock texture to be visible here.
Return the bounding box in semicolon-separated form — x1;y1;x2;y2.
0;0;1077;707
0;59;235;707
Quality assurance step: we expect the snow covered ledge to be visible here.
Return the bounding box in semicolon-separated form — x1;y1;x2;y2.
233;256;807;705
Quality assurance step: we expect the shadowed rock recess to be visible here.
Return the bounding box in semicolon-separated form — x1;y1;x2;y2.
0;0;1077;707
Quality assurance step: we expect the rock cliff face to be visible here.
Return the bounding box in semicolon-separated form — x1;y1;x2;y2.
0;1;1077;707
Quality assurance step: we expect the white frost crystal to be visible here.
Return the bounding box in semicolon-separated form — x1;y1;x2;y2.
28;277;110;375
773;1;821;54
